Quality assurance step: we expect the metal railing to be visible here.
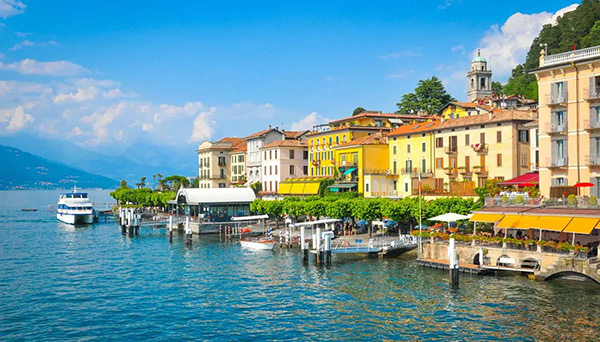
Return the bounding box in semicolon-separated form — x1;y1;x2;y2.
585;86;600;100
584;119;600;130
548;156;568;168
444;146;458;154
545;94;567;105
587;155;600;166
545;122;567;133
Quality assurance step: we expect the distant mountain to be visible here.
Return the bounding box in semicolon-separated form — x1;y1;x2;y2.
0;134;194;183
0;145;119;190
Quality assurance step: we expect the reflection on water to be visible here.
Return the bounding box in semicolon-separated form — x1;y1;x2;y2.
0;190;599;341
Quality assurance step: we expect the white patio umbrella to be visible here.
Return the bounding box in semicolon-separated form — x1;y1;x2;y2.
428;213;470;223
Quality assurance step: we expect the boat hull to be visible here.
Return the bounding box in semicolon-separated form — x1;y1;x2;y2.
57;213;94;225
240;240;275;250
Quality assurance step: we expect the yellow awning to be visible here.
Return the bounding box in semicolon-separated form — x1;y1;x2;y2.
290;182;305;195
497;215;521;228
531;216;573;232
303;182;320;195
512;215;540;229
469;213;504;223
277;183;292;195
563;217;600;235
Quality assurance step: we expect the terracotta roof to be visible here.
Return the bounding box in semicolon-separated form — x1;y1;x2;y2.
284;130;309;139
437;109;536;130
307;126;393;137
387;119;441;136
329;111;427;125
262;139;308;149
216;137;246;152
335;132;387;148
244;128;282;139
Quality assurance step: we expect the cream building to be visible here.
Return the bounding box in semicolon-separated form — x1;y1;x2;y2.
197;137;246;188
260;140;309;194
245;127;285;186
531;46;600;197
432;110;535;193
230;142;247;186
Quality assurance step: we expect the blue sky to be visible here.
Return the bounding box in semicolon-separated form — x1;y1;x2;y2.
0;0;580;151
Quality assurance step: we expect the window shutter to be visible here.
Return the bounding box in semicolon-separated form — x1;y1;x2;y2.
590;76;596;98
551;83;555;102
563;81;568;101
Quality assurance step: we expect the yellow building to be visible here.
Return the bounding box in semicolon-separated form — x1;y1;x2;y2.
432;110;535;194
387;119;440;197
439;102;493;120
331;132;391;196
531;46;600;197
230;142;247;186
306;111;429;178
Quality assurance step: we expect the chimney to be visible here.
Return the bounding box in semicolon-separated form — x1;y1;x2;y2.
268;124;272;129
488;112;493;120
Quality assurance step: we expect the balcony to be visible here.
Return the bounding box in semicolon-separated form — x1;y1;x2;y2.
458;168;472;177
473;166;487;176
586;155;600;166
401;168;433;178
444;146;458;155
543;45;600;67
363;169;391;176
545;122;567;134
545;94;567;107
218;161;226;167
547;157;568;169
471;143;488;154
444;168;458;177
584;119;600;131
585;86;600;101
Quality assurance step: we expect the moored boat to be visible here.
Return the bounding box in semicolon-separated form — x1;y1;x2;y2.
56;187;94;225
240;237;276;250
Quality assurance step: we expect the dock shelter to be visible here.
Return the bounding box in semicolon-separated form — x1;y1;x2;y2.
169;187;255;222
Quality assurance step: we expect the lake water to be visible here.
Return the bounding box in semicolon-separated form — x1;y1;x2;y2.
1;190;599;341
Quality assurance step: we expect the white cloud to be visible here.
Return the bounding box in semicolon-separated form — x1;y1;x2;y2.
10;40;58;51
438;0;459;10
53;87;99;103
190;107;216;142
386;70;415;79
14;31;30;37
290;112;329;131
103;88;137;100
0;59;90;76
477;4;578;79
451;45;465;53
0;105;34;132
0;0;25;19
82;103;126;144
0;80;45;94
141;123;153;132
70;126;83;136
379;49;421;59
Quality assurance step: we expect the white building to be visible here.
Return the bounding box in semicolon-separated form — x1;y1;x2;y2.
245;127;285;186
260;139;309;193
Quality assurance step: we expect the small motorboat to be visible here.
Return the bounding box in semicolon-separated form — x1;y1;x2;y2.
240;237;276;251
21;208;37;212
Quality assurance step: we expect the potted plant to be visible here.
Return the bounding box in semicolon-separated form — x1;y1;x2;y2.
567;194;577;206
589;196;598;206
501;195;508;204
515;195;524;204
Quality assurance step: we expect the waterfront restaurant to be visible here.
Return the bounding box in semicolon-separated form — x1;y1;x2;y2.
170;187;255;222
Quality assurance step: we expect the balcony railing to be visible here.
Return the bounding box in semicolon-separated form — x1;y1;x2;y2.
585;86;600;101
584;118;600;130
587;155;600;166
444;146;458;154
473;166;487;174
218;161;226;167
363;169;391;175
544;46;600;67
545;122;567;134
545;94;567;106
547;156;568;168
401;168;433;178
471;143;487;154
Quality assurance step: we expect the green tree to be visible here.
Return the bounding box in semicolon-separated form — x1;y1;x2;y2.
250;182;262;195
582;21;600;48
119;180;129;189
352;107;366;116
492;81;504;95
325;199;353;219
395;76;456;115
191;177;200;188
502;65;538;100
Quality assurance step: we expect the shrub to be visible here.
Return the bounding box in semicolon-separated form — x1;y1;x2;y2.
567;194;577;206
515;195;524;204
589;196;598;206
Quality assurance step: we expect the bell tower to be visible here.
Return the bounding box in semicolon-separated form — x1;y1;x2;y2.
467;49;493;102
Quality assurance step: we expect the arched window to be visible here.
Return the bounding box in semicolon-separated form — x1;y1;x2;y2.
343;135;347;142
480;77;486;89
471;78;474;89
335;136;339;144
329;137;332;144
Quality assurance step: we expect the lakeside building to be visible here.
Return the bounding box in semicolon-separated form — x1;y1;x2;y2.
530;45;600;198
432;110;535;194
196;137;246;189
440;102;494;119
260;139;309;194
173;187;255;222
230;141;247;186
387;119;441;197
331;132;390;196
307;111;428;179
245;127;286;186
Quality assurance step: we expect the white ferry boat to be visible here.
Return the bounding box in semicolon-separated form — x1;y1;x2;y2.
56;188;95;224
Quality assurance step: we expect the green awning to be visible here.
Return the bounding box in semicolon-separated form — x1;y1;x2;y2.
343;167;357;176
328;183;357;189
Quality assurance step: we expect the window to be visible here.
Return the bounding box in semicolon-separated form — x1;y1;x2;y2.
303;151;308;159
329;137;332;144
336;136;339;144
269;166;273;175
322;152;326;160
269;150;272;159
310;167;314;176
519;130;529;142
465;134;470;146
421;158;426;172
436;158;444;169
274;150;277;159
422;142;426;152
404;182;409;193
329;151;333;160
497;131;502;143
407;144;411;153
406;159;413;172
343;135;347;142
264;151;267;160
264;166;267;174
275;181;278;191
449;157;457;168
552;177;567;186
329;166;332;175
303;166;308;175
393;145;397;155
365;183;369;192
496;176;505;182
269;181;272;191
480;132;485;144
290;150;295;159
275;165;278;175
497;153;502;167
464;156;470;171
393;161;397;174
436;137;443;148
521;153;528;167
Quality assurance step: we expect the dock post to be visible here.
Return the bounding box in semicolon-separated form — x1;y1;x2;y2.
169;214;173;243
134;215;139;235
316;226;322;264
479;248;483;267
301;226;308;262
324;232;332;265
449;238;459;288
185;215;192;246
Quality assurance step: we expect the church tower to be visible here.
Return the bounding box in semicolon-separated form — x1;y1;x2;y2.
467;49;493;102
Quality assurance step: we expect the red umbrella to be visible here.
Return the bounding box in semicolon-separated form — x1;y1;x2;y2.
574;182;595;187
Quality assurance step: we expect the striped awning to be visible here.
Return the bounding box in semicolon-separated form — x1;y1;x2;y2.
563;217;600;235
531;216;573;232
469;213;504;223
